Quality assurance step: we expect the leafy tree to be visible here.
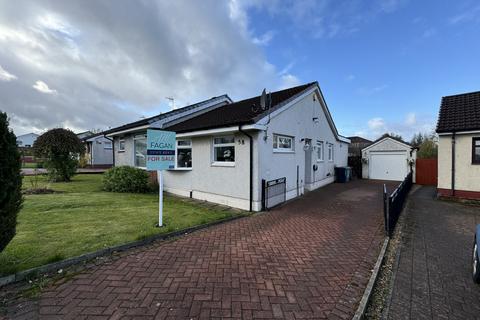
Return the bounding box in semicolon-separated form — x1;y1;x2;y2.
379;132;404;141
410;132;426;148
388;132;404;141
34;128;85;182
417;138;438;159
0;112;22;252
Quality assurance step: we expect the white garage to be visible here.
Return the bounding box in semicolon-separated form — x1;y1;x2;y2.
362;135;416;182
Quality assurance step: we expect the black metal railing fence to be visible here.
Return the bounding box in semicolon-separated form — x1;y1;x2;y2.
383;172;413;237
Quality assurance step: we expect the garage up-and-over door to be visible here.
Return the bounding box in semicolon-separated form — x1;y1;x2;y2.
369;152;407;181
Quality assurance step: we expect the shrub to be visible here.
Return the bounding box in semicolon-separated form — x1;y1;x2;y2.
34;128;85;182
78;155;89;168
103;166;151;193
0;112;23;252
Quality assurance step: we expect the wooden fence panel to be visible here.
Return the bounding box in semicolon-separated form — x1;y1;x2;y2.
415;158;437;186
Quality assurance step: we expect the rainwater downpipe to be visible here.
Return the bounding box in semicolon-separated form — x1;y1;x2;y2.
451;132;456;196
239;125;253;212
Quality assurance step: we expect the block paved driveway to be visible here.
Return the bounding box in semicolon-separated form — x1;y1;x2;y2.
6;180;396;320
386;186;480;320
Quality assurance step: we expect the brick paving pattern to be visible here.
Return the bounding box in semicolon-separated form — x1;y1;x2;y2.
386;187;480;320
5;180;394;320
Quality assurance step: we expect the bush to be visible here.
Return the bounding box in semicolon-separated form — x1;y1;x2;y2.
103;166;151;193
78;155;89;168
34;128;85;182
0;112;23;252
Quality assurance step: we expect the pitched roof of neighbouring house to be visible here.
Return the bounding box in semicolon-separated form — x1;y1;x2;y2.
166;82;316;133
103;95;231;135
347;136;372;144
436;91;480;133
362;133;412;152
81;132;107;142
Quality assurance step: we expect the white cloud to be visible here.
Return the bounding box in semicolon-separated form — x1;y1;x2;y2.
356;113;435;141
0;65;17;81
232;0;406;40
449;5;480;25
0;0;299;135
252;30;275;46
368;117;387;131
405;112;416;126
279;74;300;90
33;80;57;94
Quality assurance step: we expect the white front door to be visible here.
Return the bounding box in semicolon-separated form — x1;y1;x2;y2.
369;152;408;181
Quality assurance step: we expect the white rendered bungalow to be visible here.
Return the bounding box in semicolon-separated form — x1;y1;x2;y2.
158;82;350;211
103;95;232;168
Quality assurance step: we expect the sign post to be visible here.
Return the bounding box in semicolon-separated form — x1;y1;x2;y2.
146;129;176;227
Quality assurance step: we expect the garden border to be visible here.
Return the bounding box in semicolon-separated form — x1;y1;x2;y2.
0;212;250;288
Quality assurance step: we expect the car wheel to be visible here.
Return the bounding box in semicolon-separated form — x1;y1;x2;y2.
473;237;480;284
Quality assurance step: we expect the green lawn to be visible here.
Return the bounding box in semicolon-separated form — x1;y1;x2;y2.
0;174;245;276
21;162;38;168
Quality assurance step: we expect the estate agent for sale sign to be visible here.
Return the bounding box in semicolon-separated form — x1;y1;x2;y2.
146;129;176;226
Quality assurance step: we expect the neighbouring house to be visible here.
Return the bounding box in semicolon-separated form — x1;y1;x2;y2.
81;133;114;168
362;134;416;182
436;91;480;200
347;136;372;157
347;136;372;178
157;82;350;211
103;95;232;167
76;131;94;140
16;132;39;148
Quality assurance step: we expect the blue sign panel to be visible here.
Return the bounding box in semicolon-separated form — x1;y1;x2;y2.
146;129;176;171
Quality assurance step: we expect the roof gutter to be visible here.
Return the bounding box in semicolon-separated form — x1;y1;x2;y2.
438;130;480;136
105;125;150;138
239;125;253;212
176;124;265;138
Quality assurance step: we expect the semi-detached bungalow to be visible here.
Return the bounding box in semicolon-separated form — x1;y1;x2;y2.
103;95;232;168
105;82;350;211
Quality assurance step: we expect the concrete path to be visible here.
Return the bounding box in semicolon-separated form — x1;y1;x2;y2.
5;180;395;320
386;186;480;320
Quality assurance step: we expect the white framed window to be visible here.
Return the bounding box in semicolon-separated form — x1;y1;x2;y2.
118;139;125;152
104;141;112;149
134;133;147;168
212;136;235;165
273;134;294;152
328;143;334;161
176;139;192;169
317;141;324;161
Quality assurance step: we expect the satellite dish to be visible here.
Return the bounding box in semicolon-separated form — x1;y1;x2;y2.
260;88;267;110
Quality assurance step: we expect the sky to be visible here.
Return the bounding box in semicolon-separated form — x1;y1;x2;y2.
1;0;479;141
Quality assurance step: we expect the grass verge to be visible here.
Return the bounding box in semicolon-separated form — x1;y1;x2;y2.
0;174;246;276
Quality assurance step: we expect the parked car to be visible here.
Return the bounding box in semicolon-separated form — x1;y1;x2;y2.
473;225;480;283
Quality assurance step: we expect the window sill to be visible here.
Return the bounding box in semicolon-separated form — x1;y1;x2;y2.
118;150;125;153
211;162;235;167
169;167;192;171
273;150;295;154
317;159;324;163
